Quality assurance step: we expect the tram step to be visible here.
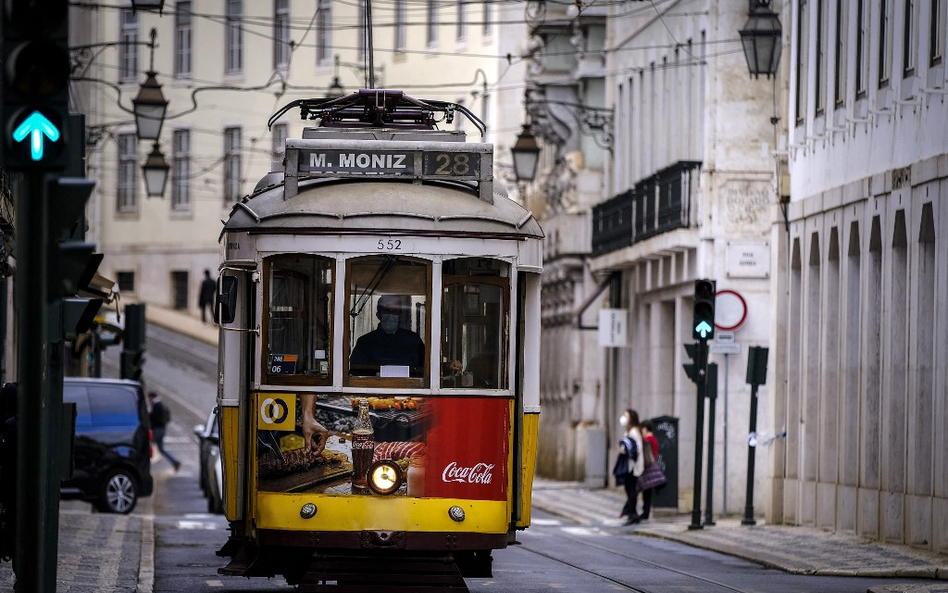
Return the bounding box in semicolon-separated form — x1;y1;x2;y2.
297;552;469;593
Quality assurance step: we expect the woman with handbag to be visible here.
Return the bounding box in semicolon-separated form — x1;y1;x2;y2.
615;409;644;525
636;420;667;521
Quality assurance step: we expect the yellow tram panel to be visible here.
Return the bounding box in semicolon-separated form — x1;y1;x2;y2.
517;412;539;529
256;494;509;533
220;405;241;521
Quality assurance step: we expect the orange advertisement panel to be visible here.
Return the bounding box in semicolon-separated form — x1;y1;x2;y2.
254;393;509;501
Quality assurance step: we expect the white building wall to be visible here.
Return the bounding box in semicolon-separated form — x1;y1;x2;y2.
782;0;948;550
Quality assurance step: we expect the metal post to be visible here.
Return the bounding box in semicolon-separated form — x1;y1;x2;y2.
14;171;59;592
703;363;718;526
742;382;760;525
688;340;708;530
722;353;729;516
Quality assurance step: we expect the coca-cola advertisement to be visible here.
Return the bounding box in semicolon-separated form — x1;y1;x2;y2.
254;393;508;501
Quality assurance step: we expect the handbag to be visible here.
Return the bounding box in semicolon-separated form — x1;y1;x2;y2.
637;457;667;491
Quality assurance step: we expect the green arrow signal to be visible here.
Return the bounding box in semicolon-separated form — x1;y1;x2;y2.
694;320;713;339
12;111;61;161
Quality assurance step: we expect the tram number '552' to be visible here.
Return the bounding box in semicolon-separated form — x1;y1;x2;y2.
377;238;402;251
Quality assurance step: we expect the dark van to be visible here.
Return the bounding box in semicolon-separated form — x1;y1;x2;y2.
61;378;153;513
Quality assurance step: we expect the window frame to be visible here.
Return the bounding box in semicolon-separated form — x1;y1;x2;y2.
274;0;290;69
117;133;138;213
118;9;139;84
262;255;336;387
225;0;243;74
316;0;332;66
174;1;193;78
394;0;406;52
224;126;242;203
344;256;432;390
171;129;191;211
426;0;438;47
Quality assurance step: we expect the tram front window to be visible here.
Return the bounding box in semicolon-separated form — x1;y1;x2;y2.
441;258;509;389
264;255;333;383
347;256;428;382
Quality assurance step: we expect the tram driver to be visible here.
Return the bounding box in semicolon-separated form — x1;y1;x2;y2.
350;295;425;375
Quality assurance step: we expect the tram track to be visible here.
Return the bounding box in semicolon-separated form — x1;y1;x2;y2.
517;529;756;593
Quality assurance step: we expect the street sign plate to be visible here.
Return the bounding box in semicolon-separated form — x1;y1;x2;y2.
710;342;742;355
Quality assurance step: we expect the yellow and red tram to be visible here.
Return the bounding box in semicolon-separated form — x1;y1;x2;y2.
214;90;543;590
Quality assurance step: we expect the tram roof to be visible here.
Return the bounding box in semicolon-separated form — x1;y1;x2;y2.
222;177;544;240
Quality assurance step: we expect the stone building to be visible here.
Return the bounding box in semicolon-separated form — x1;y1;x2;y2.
775;0;947;551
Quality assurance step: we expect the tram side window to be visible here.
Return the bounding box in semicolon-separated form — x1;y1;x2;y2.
441;258;508;389
265;256;333;382
346;256;428;383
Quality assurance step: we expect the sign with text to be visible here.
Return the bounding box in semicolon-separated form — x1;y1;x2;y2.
726;241;771;278
297;148;482;179
599;309;628;347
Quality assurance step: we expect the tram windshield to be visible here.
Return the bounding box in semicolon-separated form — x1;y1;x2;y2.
441;258;509;389
346;256;429;383
264;255;333;383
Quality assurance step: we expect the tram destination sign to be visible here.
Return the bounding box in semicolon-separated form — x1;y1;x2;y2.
297;148;482;180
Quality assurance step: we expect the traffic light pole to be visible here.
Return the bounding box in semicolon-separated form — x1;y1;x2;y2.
14;171;61;592
704;362;718;526
688;339;708;531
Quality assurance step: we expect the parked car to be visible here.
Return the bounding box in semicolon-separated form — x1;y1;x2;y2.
61;378;154;514
194;406;222;514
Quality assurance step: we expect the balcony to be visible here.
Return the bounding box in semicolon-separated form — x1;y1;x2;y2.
592;160;701;256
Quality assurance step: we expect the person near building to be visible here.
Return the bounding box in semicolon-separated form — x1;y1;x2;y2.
198;269;216;324
636;419;666;521
615;408;644;525
148;391;181;472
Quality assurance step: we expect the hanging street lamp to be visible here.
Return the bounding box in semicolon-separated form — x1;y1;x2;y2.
510;124;541;183
142;142;170;197
739;0;783;79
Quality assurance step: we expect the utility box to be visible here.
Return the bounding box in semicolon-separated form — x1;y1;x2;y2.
650;415;679;508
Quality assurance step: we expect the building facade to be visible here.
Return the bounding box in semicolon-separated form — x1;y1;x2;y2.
777;0;947;551
75;1;529;316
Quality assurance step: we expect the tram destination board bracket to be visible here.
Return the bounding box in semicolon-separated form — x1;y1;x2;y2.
284;139;494;203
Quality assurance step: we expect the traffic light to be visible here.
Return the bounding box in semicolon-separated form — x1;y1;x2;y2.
121;304;147;383
1;0;71;170
47;178;100;302
683;342;707;385
692;279;716;340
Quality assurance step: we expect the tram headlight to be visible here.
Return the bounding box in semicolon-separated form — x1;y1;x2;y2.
300;502;317;519
367;460;403;495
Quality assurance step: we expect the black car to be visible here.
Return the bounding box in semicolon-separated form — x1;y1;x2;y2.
193;406;222;514
61;378;154;514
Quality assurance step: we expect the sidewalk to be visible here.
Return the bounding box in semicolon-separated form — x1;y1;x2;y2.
530;478;948;592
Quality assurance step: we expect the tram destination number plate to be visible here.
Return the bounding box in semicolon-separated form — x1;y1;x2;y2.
299;149;481;179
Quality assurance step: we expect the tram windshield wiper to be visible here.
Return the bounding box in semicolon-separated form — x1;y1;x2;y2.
349;255;399;318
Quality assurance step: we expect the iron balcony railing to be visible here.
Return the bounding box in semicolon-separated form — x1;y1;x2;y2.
592;160;701;256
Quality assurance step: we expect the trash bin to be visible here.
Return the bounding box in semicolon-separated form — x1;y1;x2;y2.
649;415;678;509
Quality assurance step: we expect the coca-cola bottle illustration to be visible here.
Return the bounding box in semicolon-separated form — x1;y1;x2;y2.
351;398;374;493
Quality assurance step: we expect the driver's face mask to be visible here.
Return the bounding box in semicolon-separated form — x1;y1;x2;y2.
379;313;399;334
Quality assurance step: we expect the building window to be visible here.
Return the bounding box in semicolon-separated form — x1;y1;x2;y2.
317;0;332;65
226;0;243;74
271;123;287;166
795;0;809;124
878;0;891;87
426;0;438;46
119;10;139;83
902;0;916;76
224;127;242;203
175;2;193;78
855;0;867;97
815;0;826;116
171;271;189;310
117;271;136;293
931;0;944;66
834;1;847;106
394;0;406;52
117;133;137;212
483;1;492;36
171;129;191;211
274;0;290;69
457;1;466;42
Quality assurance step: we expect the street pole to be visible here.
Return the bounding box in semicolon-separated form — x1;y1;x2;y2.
688;339;708;530
14;171;60;593
704;363;718;526
742;381;760;525
742;345;768;526
723;353;729;516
